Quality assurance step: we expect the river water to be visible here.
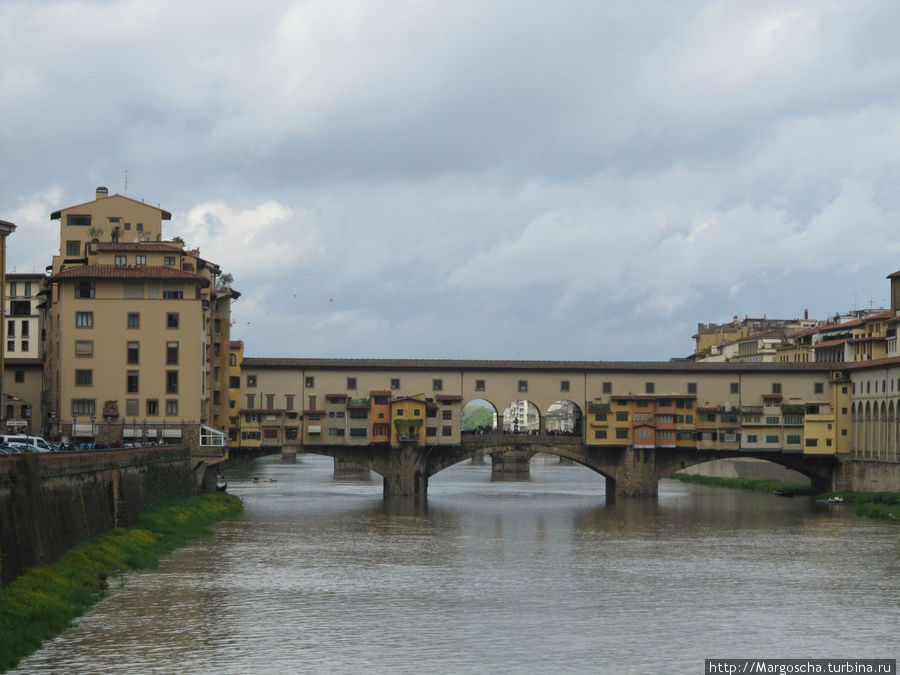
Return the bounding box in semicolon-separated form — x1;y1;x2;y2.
11;454;899;674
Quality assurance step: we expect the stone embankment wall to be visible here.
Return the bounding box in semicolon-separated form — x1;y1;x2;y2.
0;446;194;584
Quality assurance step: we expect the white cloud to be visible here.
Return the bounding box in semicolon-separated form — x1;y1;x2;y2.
179;200;324;279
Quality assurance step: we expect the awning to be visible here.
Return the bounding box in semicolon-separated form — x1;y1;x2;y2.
162;428;182;438
307;425;321;433
74;422;95;436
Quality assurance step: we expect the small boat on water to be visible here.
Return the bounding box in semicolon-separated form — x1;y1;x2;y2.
216;482;228;492
772;489;794;498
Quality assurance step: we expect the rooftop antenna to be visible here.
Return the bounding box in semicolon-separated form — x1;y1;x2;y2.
124;169;129;195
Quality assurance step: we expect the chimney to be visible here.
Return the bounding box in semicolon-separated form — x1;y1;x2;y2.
804;309;808;320
96;186;108;200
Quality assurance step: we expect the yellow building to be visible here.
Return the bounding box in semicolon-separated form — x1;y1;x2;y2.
44;188;236;446
391;395;427;446
228;340;243;446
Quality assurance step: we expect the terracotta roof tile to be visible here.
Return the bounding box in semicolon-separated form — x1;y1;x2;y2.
52;264;209;286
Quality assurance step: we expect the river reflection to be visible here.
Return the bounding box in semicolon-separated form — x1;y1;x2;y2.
11;454;899;674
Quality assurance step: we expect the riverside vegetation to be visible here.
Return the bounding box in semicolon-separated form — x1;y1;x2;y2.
670;473;899;520
0;492;242;672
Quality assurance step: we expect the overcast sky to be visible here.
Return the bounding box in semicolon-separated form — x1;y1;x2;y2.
2;1;900;361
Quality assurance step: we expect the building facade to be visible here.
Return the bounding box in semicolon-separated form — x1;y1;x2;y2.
42;188;237;445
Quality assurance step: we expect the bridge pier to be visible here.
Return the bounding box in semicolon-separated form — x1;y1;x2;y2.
334;457;371;479
381;445;429;497
490;450;533;481
612;447;661;497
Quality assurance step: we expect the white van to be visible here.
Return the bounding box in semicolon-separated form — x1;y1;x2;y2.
0;435;54;453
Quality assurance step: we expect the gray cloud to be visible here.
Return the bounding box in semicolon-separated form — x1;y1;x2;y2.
2;0;900;360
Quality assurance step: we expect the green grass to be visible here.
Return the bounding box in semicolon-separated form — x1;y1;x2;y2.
0;492;242;673
668;472;812;495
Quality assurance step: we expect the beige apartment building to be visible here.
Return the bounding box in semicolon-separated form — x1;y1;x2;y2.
43;188;237;445
2;273;44;434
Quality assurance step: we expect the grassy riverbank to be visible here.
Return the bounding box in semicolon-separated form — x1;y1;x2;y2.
668;472;812;495
0;492;242;673
669;473;899;520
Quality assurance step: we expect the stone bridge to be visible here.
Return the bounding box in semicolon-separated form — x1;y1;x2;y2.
295;434;862;498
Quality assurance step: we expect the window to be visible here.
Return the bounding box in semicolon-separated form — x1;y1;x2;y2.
814;383;824;394
560;380;570;392
475;380;485;392
645;382;655;394
391;378;400;390
115;255;127;267
166;371;178;394
746;434;758;443
246;394;255;408
20;322;28;338
76;311;93;327
135;255;146;266
146;399;159;416
75;280;94;298
518;380;528;392
766;416;779;425
442;426;452;437
730;382;740;394
14;370;24;383
6;340;13;352
766;435;779;444
396;409;404;416
594;429;607;439
8;282;15;298
164;256;176;266
128;312;140;328
772;383;782;394
162;283;183;299
166;400;178;415
229;376;240;388
247;375;257;387
20;340;28;352
75;340;93;357
67;214;91;227
426;427;437;437
127;371;139;393
166;313;179;329
615;412;628;422
166;341;179;365
433;379;443;391
72;399;95;416
305;376;315;388
687;382;697;394
6;320;12;337
442;410;452;420
602;381;612;394
286;395;294;411
347;377;357;390
66;241;81;257
594;413;607;422
805;438;818;447
616;429;628;439
126;399;139;416
787;435;801;445
266;394;275;409
308;395;317;409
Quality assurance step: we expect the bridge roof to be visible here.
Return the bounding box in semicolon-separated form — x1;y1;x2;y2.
242;357;840;373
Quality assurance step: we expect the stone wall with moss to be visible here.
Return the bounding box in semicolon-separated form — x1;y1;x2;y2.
0;446;193;585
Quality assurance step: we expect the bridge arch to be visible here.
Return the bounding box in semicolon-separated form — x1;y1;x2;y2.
544;399;583;437
461;398;499;435
500;399;541;434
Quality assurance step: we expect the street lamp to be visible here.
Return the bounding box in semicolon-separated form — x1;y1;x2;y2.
90;415;96;449
73;414;78;449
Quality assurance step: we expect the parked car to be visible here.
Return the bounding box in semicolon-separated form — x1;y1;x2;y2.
0;443;24;455
0;435;54;453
